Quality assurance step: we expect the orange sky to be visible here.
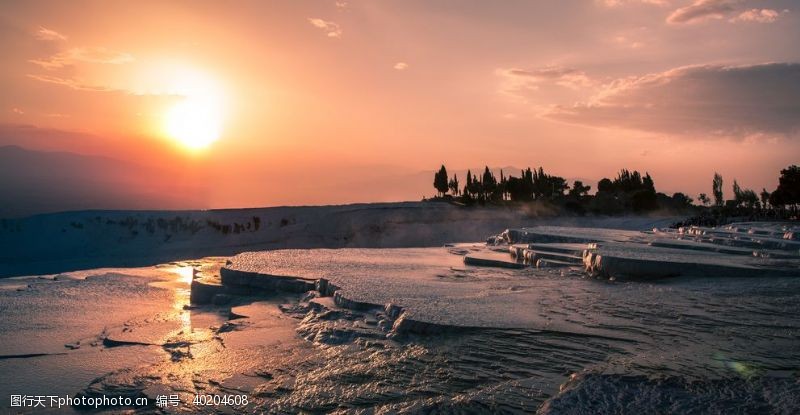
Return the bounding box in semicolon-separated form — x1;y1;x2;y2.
1;0;799;212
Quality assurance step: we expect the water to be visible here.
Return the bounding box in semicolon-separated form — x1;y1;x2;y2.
1;248;799;413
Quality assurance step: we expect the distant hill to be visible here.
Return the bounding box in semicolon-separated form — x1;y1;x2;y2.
0;146;206;218
0;144;601;218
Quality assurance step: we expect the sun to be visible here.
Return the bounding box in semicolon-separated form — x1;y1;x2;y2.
165;98;222;150
154;66;226;150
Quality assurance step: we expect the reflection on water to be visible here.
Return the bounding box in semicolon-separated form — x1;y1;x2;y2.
1;255;799;413
0;260;233;411
173;266;195;285
170;266;193;330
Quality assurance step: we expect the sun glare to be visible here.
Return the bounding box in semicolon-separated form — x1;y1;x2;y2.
165;98;222;149
155;66;226;150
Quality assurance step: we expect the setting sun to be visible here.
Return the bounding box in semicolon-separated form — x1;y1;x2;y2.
148;65;226;150
165;98;222;149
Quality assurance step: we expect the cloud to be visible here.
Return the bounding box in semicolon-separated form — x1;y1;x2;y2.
26;31;135;92
308;18;342;38
11;108;24;115
613;34;645;49
667;0;741;23
501;66;596;90
598;0;669;6
26;74;114;91
29;47;134;70
730;8;786;23
34;26;67;41
545;63;800;138
394;62;408;70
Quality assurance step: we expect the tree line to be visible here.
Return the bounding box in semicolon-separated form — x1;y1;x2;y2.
432;164;800;217
433;165;665;213
434;165;582;203
700;166;800;211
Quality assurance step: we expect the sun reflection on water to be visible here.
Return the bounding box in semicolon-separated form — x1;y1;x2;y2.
174;266;195;284
169;266;194;330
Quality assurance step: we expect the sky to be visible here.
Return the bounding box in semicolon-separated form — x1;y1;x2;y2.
1;0;799;213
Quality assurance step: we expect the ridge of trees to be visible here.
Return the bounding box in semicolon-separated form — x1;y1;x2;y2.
436;166;573;204
429;164;800;219
696;167;800;212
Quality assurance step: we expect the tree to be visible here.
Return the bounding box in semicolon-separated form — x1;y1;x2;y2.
523;168;534;199
770;188;786;209
698;193;710;206
448;174;460;196
469;170;483;201
632;190;658;212
712;173;724;207
598;169;654;194
550;176;569;197
482;166;498;201
732;181;753;208
773;165;800;209
760;188;770;209
732;180;742;205
530;167;568;199
597;178;613;193
499;170;507;201
731;180;759;209
464;170;473;199
433;165;449;197
506;168;533;201
672;192;693;207
642;173;655;193
613;169;643;192
569;180;591;199
740;189;759;209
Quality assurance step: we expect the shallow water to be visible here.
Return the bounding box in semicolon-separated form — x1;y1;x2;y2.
1;248;799;413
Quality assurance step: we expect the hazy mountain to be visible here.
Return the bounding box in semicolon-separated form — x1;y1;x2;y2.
0;146;207;218
0;145;601;218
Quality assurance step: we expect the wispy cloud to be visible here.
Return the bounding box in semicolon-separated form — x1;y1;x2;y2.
501;66;596;91
544;63;800;138
27;28;135;92
667;0;741;24
308;18;342;38
613;34;645;49
598;0;669;7
393;62;408;70
34;26;67;41
26;74;115;91
29;47;134;70
730;8;786;23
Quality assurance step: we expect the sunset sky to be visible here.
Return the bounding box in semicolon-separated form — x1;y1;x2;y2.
1;0;799;214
